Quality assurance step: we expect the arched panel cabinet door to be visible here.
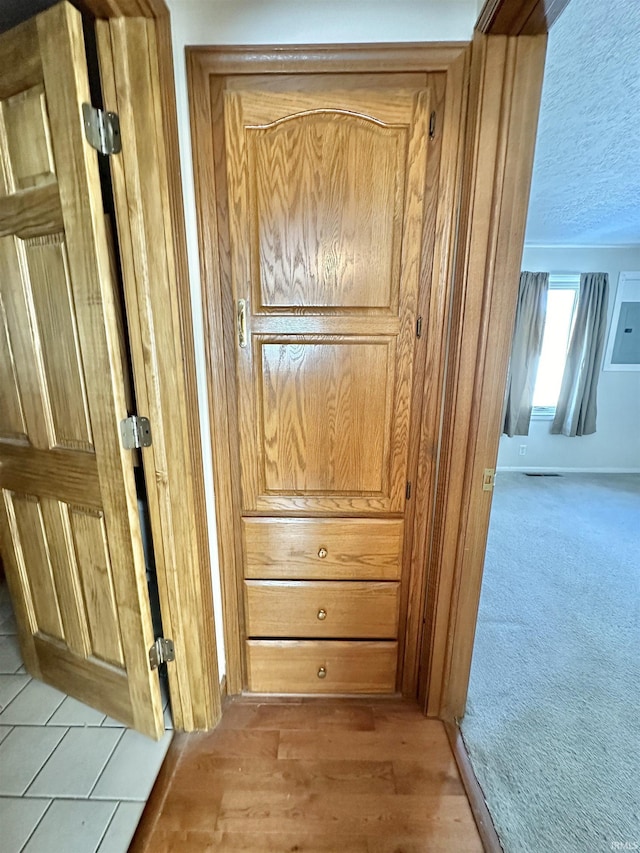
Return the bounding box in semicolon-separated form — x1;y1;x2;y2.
0;2;164;739
217;72;439;693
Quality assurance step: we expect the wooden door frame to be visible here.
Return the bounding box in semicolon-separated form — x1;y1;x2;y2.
69;0;570;726
187;43;470;695
422;0;571;721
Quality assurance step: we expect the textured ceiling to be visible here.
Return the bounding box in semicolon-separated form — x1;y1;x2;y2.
525;0;640;245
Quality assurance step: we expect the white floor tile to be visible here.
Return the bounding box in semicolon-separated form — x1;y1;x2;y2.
0;611;17;635
0;635;22;673
48;695;107;727
96;801;145;853
91;727;173;801
101;715;126;728
0;726;67;794
0;797;51;853
0;678;66;725
22;799;117;853
28;727;123;798
0;674;29;711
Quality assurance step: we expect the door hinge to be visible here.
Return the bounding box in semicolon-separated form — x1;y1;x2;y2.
429;111;436;140
149;637;175;670
482;468;496;492
406;481;412;500
82;103;121;155
416;316;423;338
120;416;152;450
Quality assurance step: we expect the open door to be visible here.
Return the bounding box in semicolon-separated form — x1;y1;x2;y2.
0;2;164;738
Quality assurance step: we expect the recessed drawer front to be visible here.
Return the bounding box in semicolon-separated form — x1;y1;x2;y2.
242;518;403;580
245;581;399;639
247;640;397;693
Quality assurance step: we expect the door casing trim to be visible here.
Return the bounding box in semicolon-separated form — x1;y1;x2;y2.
187;43;469;696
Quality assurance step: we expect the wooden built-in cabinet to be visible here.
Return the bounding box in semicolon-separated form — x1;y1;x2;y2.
226;71;433;692
189;50;466;696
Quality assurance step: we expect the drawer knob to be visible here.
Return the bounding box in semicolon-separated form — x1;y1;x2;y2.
317;608;327;621
317;666;327;679
317;547;328;559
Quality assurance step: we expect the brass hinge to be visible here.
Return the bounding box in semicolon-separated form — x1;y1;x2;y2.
416;316;423;338
120;416;152;450
429;111;436;140
82;104;121;155
149;637;175;670
406;481;412;500
482;468;496;492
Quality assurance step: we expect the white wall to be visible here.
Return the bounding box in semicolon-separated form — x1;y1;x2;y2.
498;245;640;473
166;0;478;677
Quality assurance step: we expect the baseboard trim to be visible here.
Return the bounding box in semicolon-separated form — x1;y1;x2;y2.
445;721;503;853
497;466;640;474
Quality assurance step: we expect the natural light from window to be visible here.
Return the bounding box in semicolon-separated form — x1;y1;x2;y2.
532;279;579;410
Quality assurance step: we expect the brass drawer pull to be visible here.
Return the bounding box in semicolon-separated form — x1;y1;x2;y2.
317;547;328;559
317;608;327;621
317;666;327;679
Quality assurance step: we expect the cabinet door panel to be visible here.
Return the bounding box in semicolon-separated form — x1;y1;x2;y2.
225;77;432;514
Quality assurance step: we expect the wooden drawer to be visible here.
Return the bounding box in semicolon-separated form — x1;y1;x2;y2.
244;581;399;638
246;640;397;693
242;518;403;580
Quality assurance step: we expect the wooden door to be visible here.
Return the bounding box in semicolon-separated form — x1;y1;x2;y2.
217;72;437;692
0;3;164;738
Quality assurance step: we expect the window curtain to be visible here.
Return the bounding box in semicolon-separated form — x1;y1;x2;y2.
551;272;609;436
503;271;549;437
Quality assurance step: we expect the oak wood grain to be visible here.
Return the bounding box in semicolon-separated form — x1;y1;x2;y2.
0;85;55;191
400;56;469;697
260;339;392;495
189;48;461;696
445;721;503;853
251;113;405;312
187;53;246;694
75;0;168;16
34;633;134;727
0;185;64;239
0;3;164;739
8;494;64;642
96;16;220;731
0;19;41;100
189;43;467;76
242;517;403;580
153;9;222;731
244;581;400;639
129;697;483;853
0;444;101;507
224;76;429;517
247;640;398;693
38;2;163;737
423;34;547;720
477;0;571;34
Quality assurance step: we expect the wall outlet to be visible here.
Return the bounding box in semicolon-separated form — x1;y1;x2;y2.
519;444;527;456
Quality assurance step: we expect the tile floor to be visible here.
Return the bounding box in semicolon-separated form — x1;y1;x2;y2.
0;582;173;853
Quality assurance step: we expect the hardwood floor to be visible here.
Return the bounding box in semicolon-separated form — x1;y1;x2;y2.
130;697;484;852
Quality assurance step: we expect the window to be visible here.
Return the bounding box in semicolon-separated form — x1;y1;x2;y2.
532;274;579;417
